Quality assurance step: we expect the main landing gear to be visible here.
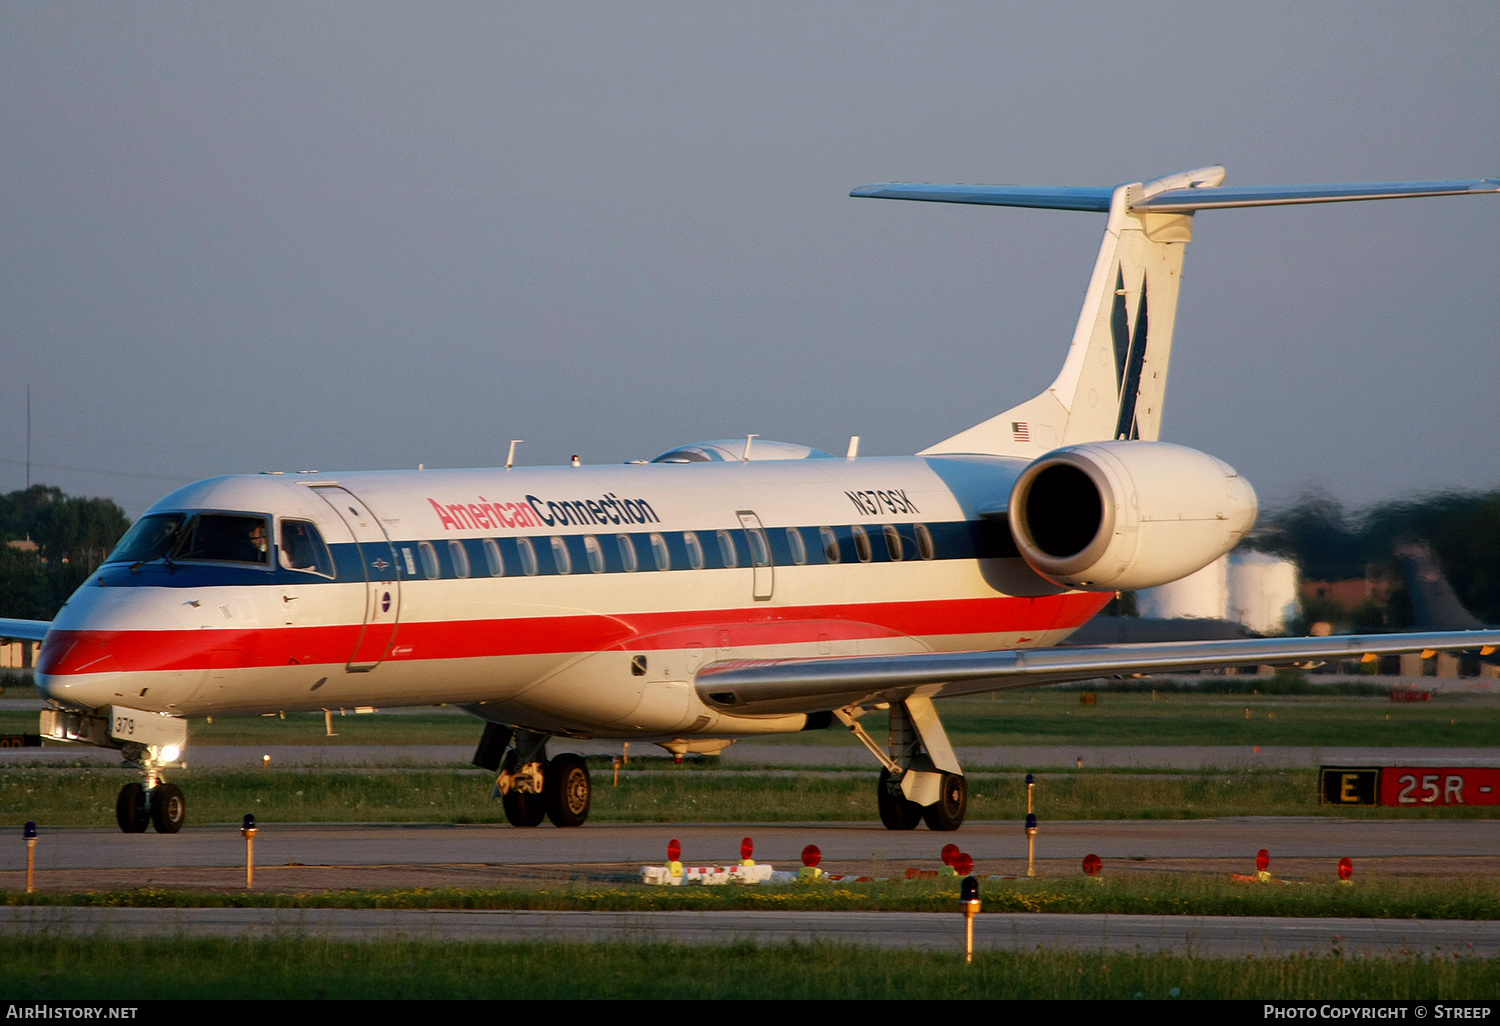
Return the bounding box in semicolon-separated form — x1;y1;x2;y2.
473;724;592;828
843;697;968;832
115;743;187;834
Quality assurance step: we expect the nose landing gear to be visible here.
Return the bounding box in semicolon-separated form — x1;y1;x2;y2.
115;743;187;834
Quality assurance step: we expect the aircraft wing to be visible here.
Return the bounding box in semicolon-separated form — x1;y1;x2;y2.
0;619;50;644
695;629;1500;717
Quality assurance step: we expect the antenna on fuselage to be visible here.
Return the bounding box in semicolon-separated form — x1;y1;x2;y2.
846;435;860;460
743;434;757;463
506;440;523;469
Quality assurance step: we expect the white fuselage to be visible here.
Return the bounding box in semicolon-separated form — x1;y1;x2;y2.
37;454;1109;742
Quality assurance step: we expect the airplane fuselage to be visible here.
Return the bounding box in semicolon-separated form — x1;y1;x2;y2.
37;453;1109;742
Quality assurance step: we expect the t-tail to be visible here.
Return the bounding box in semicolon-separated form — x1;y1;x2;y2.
852;168;1500;457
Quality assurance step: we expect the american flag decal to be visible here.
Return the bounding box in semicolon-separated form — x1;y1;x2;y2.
1012;421;1030;442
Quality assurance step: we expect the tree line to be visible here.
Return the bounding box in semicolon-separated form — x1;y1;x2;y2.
0;485;131;621
1252;488;1500;628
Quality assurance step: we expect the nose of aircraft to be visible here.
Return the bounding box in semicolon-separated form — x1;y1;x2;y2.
35;635;125;711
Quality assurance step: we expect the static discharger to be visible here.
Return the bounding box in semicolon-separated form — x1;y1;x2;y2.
241;814;257;889
23;822;36;894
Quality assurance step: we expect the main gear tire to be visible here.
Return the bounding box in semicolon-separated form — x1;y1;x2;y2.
877;768;923;830
502;789;546;827
544;753;592;827
921;772;967;831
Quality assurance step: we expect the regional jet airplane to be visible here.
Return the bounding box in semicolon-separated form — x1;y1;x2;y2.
4;166;1499;834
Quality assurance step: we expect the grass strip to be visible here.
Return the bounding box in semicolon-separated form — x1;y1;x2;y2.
5;766;1499;827
0;935;1494;999
7;875;1500;920
8;686;1500;748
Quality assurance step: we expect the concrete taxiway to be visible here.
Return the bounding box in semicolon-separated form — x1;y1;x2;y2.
3;905;1496;957
2;819;1497;893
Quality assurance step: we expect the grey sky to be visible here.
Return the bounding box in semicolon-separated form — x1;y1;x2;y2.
2;2;1497;518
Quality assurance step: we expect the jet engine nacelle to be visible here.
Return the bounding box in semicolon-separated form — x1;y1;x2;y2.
1008;441;1258;591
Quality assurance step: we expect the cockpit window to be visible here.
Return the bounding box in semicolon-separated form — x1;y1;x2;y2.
106;513;187;564
280;520;336;577
106;512;272;567
176;514;271;565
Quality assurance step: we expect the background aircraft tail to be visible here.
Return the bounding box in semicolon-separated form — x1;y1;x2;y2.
1394;540;1489;632
852;170;1500;458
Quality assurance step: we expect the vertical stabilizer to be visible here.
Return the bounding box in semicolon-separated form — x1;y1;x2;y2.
918;166;1223;457
850;168;1498;460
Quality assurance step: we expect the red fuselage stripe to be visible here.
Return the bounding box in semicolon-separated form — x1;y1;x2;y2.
39;592;1113;675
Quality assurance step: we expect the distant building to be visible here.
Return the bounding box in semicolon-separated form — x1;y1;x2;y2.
1136;549;1299;634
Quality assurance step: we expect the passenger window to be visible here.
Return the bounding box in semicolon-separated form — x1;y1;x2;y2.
551;536;572;575
915;523;935;561
517;537;539;576
748;528;770;567
851;525;872;563
786;527;807;566
418;541;440;579
584;535;605;574
483;538;505;576
617;534;639;572
717;530;739;568
684;531;705;570
883;525;903;562
278;520;335;577
650;533;670;571
820;526;841;564
449;540;471;578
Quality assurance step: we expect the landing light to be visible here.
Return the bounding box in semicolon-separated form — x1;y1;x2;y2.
159;745;181;763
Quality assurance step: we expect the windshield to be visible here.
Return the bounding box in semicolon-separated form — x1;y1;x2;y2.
105;513;187;564
105;512;271;567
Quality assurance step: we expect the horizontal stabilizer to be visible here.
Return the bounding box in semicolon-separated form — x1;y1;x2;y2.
1137;178;1500;212
696;629;1500;716
849;183;1113;212
851;177;1500;213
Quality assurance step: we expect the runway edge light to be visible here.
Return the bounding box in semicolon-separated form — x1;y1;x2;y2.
960;875;981;964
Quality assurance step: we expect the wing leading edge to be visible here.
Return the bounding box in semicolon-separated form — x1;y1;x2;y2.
695;630;1500;717
0;619;49;644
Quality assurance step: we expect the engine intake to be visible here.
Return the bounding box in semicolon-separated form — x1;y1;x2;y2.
1008;441;1257;591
